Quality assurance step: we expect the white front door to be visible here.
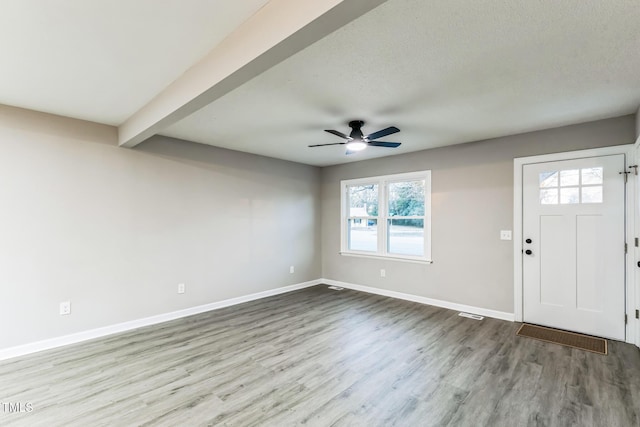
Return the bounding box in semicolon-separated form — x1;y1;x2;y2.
523;154;626;340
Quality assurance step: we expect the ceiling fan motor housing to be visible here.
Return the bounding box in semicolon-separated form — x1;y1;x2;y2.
348;120;365;140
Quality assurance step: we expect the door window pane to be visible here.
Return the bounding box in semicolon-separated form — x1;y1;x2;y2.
582;186;603;203
560;187;579;204
387;219;424;256
581;167;603;185
388;180;425;216
560;169;579;186
539;172;558;188
540;188;558;205
348;184;378;217
348;219;377;252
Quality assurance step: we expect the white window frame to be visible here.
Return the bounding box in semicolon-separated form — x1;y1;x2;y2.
340;170;432;263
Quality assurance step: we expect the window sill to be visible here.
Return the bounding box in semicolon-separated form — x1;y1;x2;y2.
339;251;433;264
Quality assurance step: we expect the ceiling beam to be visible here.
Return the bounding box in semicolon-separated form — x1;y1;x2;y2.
118;0;388;148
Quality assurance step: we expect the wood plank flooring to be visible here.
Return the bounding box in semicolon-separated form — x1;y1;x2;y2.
1;285;639;426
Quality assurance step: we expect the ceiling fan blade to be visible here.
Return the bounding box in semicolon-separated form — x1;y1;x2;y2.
366;126;400;141
308;142;347;147
368;141;401;148
324;129;350;140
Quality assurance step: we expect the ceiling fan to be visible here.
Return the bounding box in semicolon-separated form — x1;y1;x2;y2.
309;120;401;154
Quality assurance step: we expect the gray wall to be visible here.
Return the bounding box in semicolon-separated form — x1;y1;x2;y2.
636;105;640;138
0;105;321;350
320;115;636;313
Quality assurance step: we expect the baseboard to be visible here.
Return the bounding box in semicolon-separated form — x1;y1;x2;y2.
322;278;515;322
0;279;322;361
0;278;516;361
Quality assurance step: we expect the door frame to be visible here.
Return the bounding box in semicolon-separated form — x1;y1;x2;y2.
513;144;637;345
634;135;640;349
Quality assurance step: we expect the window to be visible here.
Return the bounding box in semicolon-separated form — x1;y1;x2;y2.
539;166;603;205
341;171;431;262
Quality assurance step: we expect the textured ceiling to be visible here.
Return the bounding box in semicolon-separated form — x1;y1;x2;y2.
1;0;638;165
0;0;269;125
162;0;640;166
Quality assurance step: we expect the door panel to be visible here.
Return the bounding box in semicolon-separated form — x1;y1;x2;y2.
539;215;570;307
523;154;625;340
576;215;603;311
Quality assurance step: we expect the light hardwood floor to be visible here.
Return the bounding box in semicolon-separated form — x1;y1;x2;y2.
1;285;639;426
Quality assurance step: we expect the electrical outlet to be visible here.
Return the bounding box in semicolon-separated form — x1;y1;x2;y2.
177;283;185;294
380;269;386;278
289;266;295;274
59;301;71;315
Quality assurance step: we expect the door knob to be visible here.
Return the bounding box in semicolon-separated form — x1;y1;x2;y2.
525;238;532;244
525;249;533;255
637;261;640;268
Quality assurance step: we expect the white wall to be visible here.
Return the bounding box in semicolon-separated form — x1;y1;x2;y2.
0;105;321;350
320;115;636;314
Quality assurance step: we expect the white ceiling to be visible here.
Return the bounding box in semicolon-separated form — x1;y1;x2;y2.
0;0;638;166
161;0;640;166
0;0;269;125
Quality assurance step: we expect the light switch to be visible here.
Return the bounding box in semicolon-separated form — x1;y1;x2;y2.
500;230;512;241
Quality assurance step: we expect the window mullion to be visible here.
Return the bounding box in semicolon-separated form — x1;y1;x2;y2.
379;179;387;255
424;178;430;258
341;184;347;253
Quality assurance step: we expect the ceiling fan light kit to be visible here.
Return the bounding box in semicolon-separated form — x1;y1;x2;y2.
345;140;367;151
309;120;401;155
